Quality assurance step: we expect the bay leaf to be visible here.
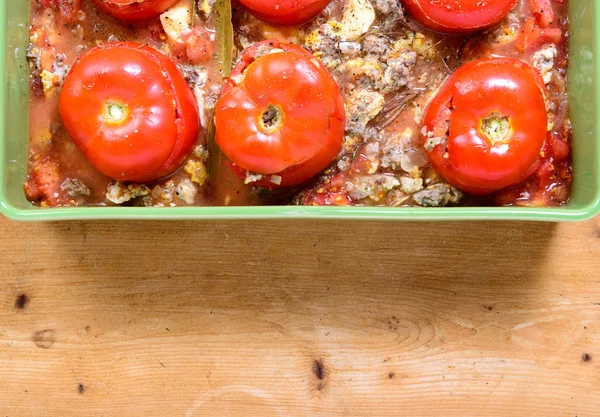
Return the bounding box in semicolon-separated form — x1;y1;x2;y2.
207;0;233;178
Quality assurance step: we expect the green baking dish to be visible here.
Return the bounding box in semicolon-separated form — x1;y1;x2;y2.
1;0;599;221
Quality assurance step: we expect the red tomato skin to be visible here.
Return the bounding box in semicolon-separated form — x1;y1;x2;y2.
59;42;199;183
132;44;200;182
422;58;548;195
403;0;518;34
138;43;199;182
216;40;345;188
91;0;180;22
239;0;331;25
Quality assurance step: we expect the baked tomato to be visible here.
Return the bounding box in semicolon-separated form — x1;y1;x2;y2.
59;42;199;183
403;0;517;33
239;0;331;25
215;40;345;188
422;58;547;195
91;0;180;22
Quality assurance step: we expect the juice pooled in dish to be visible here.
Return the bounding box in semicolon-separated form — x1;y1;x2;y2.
25;0;572;208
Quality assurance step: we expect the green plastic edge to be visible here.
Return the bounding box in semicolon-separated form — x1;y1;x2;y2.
1;0;599;222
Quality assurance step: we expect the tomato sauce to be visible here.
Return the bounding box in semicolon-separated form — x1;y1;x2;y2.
26;0;572;208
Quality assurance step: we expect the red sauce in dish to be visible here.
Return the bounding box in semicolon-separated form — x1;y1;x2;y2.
25;0;572;208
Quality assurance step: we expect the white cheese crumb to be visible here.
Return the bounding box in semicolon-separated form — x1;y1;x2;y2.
193;86;209;128
199;0;215;14
184;159;208;185
176;179;197;204
531;44;558;85
40;70;59;95
345;89;385;135
340;0;375;41
106;182;150;205
160;0;192;43
245;171;264;185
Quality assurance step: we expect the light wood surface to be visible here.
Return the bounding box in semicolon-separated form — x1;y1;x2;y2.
0;217;599;416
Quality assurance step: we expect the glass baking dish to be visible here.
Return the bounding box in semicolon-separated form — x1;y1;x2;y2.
1;0;598;221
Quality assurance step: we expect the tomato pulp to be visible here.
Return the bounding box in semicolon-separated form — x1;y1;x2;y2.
59;42;199;183
215;40;345;188
91;0;180;22
239;0;332;25
403;0;518;33
422;58;548;195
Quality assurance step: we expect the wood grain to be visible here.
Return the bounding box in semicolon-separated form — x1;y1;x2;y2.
0;217;599;416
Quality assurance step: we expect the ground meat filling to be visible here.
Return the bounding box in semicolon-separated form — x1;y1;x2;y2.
302;0;461;207
371;0;405;30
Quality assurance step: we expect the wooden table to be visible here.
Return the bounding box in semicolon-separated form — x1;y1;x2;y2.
0;217;598;416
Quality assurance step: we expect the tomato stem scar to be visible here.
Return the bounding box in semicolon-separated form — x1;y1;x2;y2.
481;112;512;144
103;100;129;125
259;104;284;134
